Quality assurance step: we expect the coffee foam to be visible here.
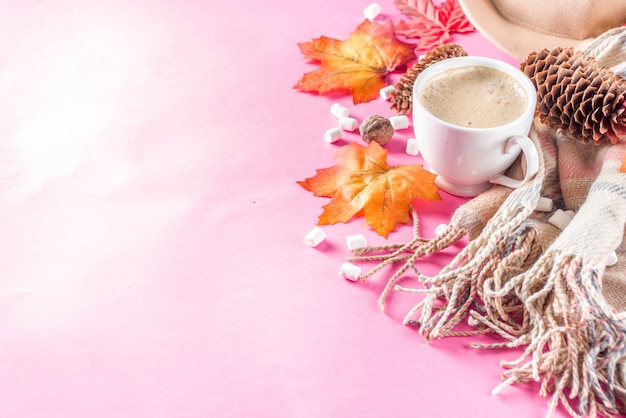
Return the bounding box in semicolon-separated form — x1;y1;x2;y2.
419;66;528;129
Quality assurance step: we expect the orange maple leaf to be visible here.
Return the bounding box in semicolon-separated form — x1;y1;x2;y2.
394;0;474;50
297;141;440;238
294;19;416;104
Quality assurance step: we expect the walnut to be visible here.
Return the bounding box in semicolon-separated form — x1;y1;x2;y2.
359;115;394;146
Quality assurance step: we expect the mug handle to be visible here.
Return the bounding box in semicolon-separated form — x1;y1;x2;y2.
489;134;539;189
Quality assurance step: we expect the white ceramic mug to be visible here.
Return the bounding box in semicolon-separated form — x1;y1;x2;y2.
412;56;538;197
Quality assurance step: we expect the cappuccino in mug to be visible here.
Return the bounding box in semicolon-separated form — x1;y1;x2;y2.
419;65;528;129
412;56;539;197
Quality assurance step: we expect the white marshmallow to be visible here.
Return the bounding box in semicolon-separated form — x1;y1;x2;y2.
346;234;368;250
389;115;409;130
363;3;381;20
535;197;553;212
339;117;358;132
304;227;326;247
606;251;618;267
405;138;420;156
434;223;448;236
330;103;349;119
340;262;361;281
548;209;575;231
324;127;342;143
379;85;396;101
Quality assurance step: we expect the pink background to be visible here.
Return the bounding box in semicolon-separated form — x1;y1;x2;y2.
0;0;591;417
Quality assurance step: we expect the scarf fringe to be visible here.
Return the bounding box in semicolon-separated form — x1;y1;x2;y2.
348;207;467;311
347;188;534;312
484;252;626;417
409;237;626;417
402;216;542;341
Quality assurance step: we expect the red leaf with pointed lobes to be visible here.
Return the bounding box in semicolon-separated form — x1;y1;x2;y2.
394;0;474;51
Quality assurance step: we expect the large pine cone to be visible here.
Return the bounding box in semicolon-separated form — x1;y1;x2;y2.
390;44;467;115
520;47;626;145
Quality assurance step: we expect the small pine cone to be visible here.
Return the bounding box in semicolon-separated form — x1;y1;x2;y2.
390;44;468;115
520;47;626;145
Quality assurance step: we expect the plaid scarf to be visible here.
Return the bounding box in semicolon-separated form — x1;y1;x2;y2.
350;29;626;417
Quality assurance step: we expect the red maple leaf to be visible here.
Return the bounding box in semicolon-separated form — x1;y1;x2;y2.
394;0;474;50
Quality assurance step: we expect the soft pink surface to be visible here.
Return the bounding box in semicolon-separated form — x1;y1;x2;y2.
0;1;579;417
